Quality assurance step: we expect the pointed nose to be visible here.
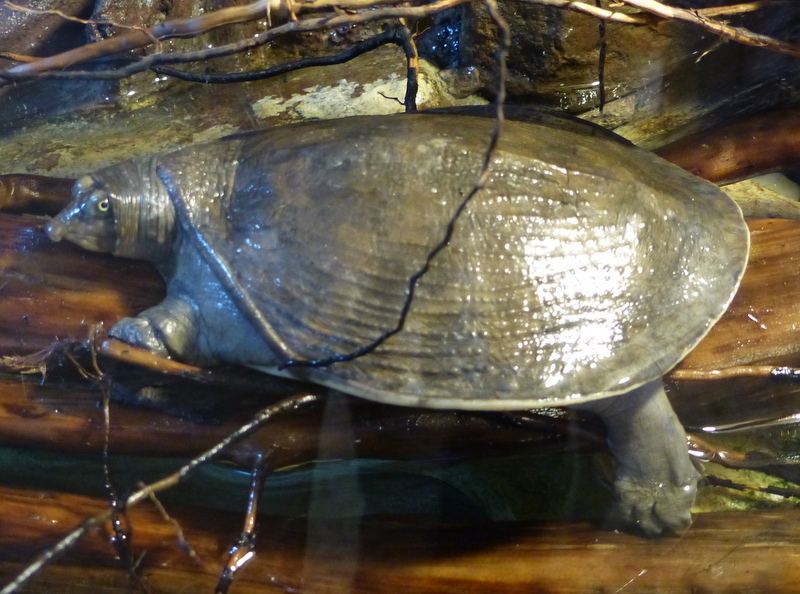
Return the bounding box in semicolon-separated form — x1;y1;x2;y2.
44;216;66;242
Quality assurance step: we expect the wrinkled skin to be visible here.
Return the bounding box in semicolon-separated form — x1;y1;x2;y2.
46;113;748;535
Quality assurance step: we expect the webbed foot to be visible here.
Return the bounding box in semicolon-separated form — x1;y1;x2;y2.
614;475;697;536
110;316;172;358
109;297;199;361
577;380;700;537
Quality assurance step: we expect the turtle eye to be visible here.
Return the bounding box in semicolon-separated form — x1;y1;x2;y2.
97;198;110;213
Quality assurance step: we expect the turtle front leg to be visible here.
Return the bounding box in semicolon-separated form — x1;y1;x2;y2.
110;296;201;362
576;380;700;536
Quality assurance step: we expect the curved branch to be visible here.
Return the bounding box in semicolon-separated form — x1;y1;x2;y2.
619;0;800;58
0;0;471;83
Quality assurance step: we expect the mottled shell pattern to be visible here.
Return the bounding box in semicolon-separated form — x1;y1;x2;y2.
88;114;749;410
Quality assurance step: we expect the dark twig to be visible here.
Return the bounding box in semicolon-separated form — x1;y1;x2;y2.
98;377;152;593
595;0;606;111
396;19;419;111
215;455;268;594
705;474;800;500
151;24;405;83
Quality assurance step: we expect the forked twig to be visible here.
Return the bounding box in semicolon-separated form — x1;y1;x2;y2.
215;456;268;594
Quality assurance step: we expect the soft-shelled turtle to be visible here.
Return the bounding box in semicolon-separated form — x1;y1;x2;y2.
46;113;749;535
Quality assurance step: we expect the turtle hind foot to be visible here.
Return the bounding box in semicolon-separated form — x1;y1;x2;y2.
575;379;699;537
613;478;696;537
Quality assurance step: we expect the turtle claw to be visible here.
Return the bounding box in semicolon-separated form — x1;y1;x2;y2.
110;316;171;359
109;297;200;361
614;479;696;536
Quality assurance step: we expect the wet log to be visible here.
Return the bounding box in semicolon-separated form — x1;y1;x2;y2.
0;176;74;217
1;483;800;594
0;373;599;465
0;213;163;356
654;108;800;185
668;218;800;428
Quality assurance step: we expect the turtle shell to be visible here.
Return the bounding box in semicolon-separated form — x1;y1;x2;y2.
156;114;749;410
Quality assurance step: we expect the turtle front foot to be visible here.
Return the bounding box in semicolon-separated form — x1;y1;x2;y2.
110;316;172;359
110;298;199;362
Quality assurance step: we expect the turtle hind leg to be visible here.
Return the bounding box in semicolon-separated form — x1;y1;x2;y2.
575;380;700;536
110;296;202;362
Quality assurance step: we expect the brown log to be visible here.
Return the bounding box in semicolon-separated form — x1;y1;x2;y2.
1;484;800;594
678;218;800;370
0;213;163;355
0;175;74;217
654;107;800;185
668;218;800;427
0;372;598;464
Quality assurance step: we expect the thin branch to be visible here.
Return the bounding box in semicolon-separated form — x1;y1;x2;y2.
522;0;645;23
3;0;160;47
670;365;800;381
5;0;285;76
397;19;419;111
706;475;800;499
141;483;201;562
0;0;470;83
215;456;266;594
619;0;800;58
4;0;132;28
697;2;773;18
0;52;36;62
151;24;405;83
595;0;607;110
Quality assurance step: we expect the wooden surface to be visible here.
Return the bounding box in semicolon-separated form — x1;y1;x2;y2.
0;213;163;356
1;484;800;593
654;108;800;185
678;218;800;370
669;218;800;428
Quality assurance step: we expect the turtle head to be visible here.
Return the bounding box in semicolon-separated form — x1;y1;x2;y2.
46;158;176;263
45;175;116;253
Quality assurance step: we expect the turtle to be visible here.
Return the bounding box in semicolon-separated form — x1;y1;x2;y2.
45;113;750;535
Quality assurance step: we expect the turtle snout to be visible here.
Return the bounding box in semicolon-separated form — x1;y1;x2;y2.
44;217;66;242
41;193;118;253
